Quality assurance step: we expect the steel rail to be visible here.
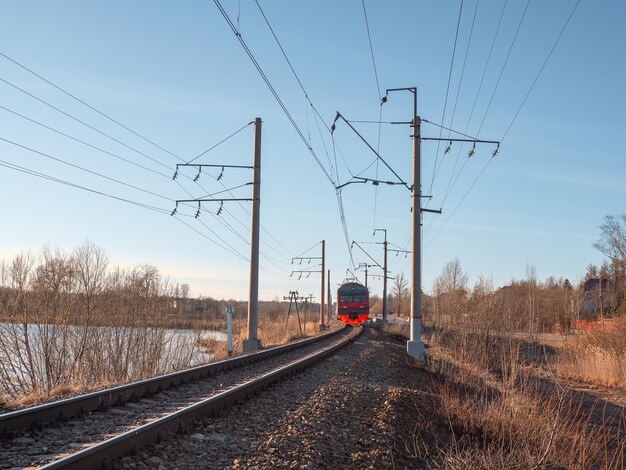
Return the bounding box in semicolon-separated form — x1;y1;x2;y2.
0;326;346;434
40;326;362;469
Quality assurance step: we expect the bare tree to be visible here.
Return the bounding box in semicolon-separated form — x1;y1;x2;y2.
391;274;408;317
594;214;626;265
439;258;468;292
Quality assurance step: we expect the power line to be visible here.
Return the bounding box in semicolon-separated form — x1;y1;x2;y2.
432;0;481;185
0;104;172;179
424;0;509;236
1;56;296;270
215;0;335;185
425;157;493;247
0;76;174;172
424;0;531;240
0;51;183;162
427;0;465;197
0;136;175;202
361;0;381;99
475;0;531;136
250;0;364;274
501;0;583;141
427;0;583;246
186;121;253;164
0;157;169;215
360;0;384;239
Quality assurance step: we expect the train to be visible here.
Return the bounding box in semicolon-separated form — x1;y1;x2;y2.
336;281;370;325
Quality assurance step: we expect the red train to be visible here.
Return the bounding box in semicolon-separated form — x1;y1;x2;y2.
336;281;370;325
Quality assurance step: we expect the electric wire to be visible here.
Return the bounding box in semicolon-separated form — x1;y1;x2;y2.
215;0;335;186
0;77;176;172
432;0;480;185
427;0;465;198
0;136;175;202
0;51;183;162
427;0;581;247
0;104;172;180
501;0;582;141
424;0;530;240
475;0;531;136
0;158;169;215
423;0;508;235
186;121;254;164
1;56;295;264
361;0;384;238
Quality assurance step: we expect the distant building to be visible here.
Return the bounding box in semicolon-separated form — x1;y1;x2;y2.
581;278;612;319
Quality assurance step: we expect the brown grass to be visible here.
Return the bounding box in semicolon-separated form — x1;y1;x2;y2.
424;346;625;469
555;316;626;388
384;316;625;467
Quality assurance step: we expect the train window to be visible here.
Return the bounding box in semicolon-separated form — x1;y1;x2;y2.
340;293;367;302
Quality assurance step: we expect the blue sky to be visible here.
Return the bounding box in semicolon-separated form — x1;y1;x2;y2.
0;0;624;301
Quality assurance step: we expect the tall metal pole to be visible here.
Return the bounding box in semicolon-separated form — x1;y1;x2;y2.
383;238;388;324
374;228;388;324
327;269;331;325
407;110;425;359
243;117;262;352
320;240;326;330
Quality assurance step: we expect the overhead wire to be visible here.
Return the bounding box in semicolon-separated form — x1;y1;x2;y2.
215;0;335;186
426;0;465;198
0;104;172;179
432;0;481;184
186;121;253;164
501;0;583;141
0;51;183;162
0;76;175;172
0;136;176;203
361;0;384;237
475;0;531;136
247;0;359;271
425;0;528;237
423;0;509;236
0;53;296;266
426;0;582;247
0;158;169;215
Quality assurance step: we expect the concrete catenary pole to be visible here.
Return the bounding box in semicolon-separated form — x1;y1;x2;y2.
407;113;425;360
243;117;262;353
320;240;326;330
327;269;331;324
383;237;388;323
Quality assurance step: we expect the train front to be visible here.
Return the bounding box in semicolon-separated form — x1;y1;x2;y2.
336;282;369;325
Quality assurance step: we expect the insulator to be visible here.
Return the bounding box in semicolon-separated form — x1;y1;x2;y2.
468;143;476;158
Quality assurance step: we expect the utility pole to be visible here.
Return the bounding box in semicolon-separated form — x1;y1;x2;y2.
327;269;332;325
374;229;388;324
384;87;499;360
409;110;424;359
357;263;376;289
291;242;325;330
321;240;326;330
172;117;259;352
243;117;262;352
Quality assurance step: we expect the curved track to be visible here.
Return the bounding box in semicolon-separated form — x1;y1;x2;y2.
0;326;361;468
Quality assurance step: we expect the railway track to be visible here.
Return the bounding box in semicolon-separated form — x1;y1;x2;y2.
0;325;360;469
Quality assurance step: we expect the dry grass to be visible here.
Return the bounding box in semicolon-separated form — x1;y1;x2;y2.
382;320;410;340
555;316;626;388
196;314;344;362
383;314;625;467
425;348;625;469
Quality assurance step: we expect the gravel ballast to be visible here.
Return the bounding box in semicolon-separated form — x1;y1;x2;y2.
117;328;446;469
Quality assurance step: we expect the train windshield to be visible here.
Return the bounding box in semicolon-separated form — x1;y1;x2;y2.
340;293;367;302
